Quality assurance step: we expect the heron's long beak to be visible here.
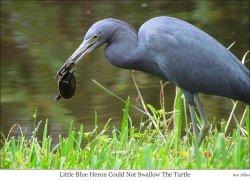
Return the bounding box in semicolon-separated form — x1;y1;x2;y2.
55;40;97;80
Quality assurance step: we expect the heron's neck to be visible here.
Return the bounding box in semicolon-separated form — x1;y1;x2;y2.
104;26;139;69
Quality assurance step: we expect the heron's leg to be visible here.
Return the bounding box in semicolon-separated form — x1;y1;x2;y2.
194;94;210;146
188;104;199;141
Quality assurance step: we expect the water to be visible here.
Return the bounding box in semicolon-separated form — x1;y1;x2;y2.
1;1;249;148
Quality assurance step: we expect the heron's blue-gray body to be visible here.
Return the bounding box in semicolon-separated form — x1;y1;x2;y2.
87;17;250;105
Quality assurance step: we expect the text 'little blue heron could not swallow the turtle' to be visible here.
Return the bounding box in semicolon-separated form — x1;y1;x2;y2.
55;16;250;146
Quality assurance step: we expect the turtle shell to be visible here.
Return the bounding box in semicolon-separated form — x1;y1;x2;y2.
56;69;76;100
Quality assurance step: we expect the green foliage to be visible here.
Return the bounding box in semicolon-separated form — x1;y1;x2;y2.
1;99;249;169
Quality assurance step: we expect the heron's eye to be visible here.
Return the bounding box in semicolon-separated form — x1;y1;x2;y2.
93;34;100;40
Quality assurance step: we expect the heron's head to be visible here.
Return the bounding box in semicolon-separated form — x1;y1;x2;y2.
55;19;115;79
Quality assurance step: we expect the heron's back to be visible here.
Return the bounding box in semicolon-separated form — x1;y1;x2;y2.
138;16;250;104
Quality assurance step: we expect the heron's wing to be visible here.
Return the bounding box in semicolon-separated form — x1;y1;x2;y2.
138;17;249;102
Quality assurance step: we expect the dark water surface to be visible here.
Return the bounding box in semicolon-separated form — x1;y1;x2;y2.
1;1;249;148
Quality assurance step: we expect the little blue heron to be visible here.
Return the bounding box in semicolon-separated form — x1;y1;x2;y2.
56;16;250;146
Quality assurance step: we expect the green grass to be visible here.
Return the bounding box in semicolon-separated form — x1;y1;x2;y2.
1;88;249;169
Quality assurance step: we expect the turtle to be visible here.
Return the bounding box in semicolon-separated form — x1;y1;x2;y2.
54;69;76;101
